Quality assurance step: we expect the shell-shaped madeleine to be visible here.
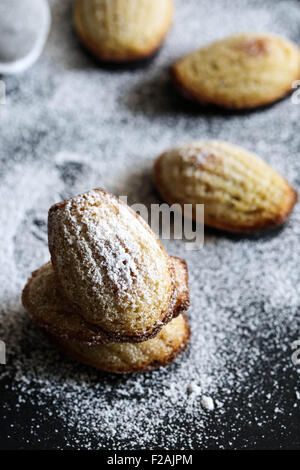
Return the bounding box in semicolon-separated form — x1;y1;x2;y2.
153;141;297;233
22;262;105;344
50;314;189;374
172;33;300;109
48;189;176;342
74;0;174;62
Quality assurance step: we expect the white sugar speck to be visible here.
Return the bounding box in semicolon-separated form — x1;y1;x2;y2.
201;396;215;411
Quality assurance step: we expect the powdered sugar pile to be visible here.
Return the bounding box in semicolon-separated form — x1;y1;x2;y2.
1;0;300;449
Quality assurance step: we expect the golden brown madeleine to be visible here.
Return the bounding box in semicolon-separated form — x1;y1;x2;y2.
22;259;190;373
49;314;190;374
171;256;190;317
22;257;189;344
48;189;177;342
172;33;300;109
73;0;174;63
22;262;105;344
153;141;297;233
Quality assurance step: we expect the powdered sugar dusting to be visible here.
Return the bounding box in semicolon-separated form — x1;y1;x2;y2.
48;188;173;335
1;0;300;450
63;191;142;295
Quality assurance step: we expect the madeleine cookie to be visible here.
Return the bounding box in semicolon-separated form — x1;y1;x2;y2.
22;256;189;344
73;0;174;63
22;262;105;344
48;189;178;342
49;314;189;374
153;141;297;233
172;33;300;109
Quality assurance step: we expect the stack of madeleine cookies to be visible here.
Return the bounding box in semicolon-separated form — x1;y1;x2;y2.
22;189;190;373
